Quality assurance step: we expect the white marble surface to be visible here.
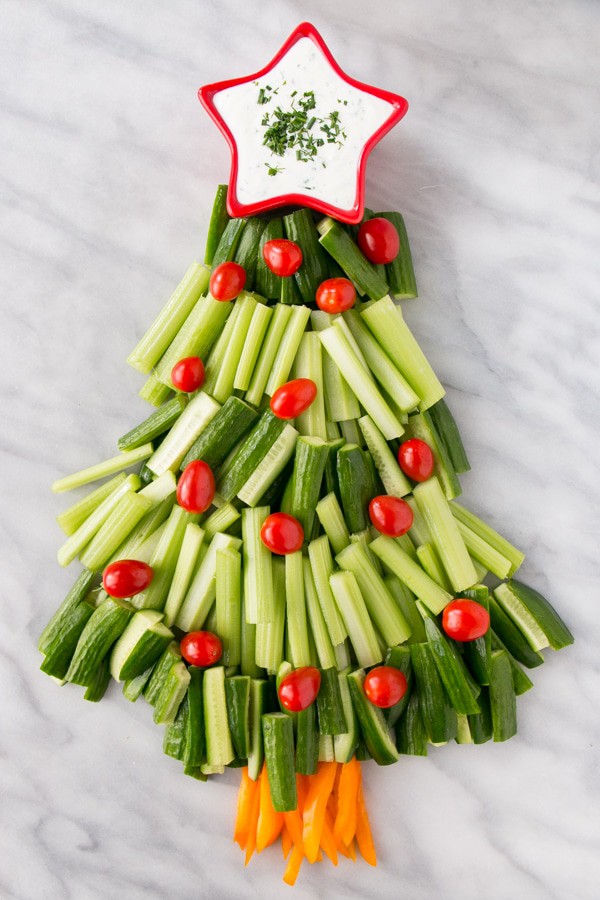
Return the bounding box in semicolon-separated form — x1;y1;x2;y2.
2;2;599;898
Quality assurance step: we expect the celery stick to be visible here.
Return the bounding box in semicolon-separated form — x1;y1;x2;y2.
311;311;361;422
163;523;205;627
316;492;351;555
285;551;311;667
370;535;453;615
413;477;477;592
134;505;198;611
154;295;232;388
175;532;242;632
56;474;127;536
450;502;525;576
303;558;336;669
52;444;153;494
57;475;140;567
329;570;382;668
205;292;258;403
265;304;312;396
255;558;285;672
202;503;240;538
245;304;292;406
308;536;347;647
361;296;445;410
79;492;154;572
293;332;328;441
242;507;274;625
127;263;210;374
416;543;452;592
234;303;273;392
139;373;172;407
216;546;242;667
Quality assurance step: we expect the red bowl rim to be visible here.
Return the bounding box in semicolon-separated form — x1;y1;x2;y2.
198;21;408;224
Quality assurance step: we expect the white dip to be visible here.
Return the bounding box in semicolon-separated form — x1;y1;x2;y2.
213;38;394;210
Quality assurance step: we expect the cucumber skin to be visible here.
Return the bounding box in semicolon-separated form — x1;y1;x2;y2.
83;657;112;703
462;591;493;686
117;396;186;452
233;218;266;291
409;643;457;744
262;713;298;812
508;579;574;650
385;645;413;728
347;669;399;766
396;690;428;756
38;568;96;654
283;209;331;305
317;668;348;736
225;676;251;759
247;679;269;781
255;219;284;299
295;704;319;775
217;410;285;502
183;667;206;768
489;650;517;742
468;688;493;744
488;595;545;668
337;444;374;534
153;661;191;725
211;217;247;268
65;599;134;686
164;695;189;760
144;642;182;706
123;665;155;702
40;601;95;680
181;397;259;471
204;184;229;266
422;614;481;716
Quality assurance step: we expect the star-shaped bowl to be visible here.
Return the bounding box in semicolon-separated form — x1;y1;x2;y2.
199;22;408;224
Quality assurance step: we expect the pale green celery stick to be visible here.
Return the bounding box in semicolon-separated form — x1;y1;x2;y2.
134;506;198;611
155;295;232;387
245;304;292;406
57;475;140;567
233;304;273;392
127;263;210;374
163;523;205;628
52;444;153;493
56;474;127;536
264;305;311;396
293;332;328;440
285;551;311;667
79;492;154;572
139;373;172;407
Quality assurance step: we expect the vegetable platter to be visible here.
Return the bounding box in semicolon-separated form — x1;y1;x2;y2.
40;21;573;888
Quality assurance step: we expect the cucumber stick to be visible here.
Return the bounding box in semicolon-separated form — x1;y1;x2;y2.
414;476;477;592
409;643;457;743
39;568;96;654
385;645;413;727
40;599;95;680
295;704;319;775
396;691;428;756
262;713;297;812
255;218;284;300
110;609;173;681
285;436;330;535
347;669;399;765
376;211;418;300
233;218;266;291
225;675;250;759
317;218;389;300
358;415;412;497
248;678;269;780
427;398;470;473
336;443;374;534
317;667;347;735
417;602;481;716
499;580;573;651
488;595;545;669
66;597;134;686
154;660;190;725
211;217;247;268
204;184;229;266
489;650;517;742
203;666;234;766
184;666;206;768
284;209;331;304
217;410;286;501
118;396;187;452
182;396;259;471
237;424;298;507
144;641;181;705
333;668;360;763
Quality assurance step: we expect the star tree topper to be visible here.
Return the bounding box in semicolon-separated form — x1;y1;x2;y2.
199;22;408;224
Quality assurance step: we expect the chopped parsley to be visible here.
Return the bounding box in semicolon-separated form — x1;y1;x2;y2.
258;86;347;171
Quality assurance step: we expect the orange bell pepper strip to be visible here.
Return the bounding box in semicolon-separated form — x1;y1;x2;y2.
302;762;338;863
333;758;361;847
319;816;339;866
244;776;262;866
283;842;304;886
256;764;284;852
281;823;292;859
355;782;377;866
234;767;256;850
345;839;357;862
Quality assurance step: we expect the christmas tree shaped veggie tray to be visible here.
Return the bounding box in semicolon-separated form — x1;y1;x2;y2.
41;22;573;886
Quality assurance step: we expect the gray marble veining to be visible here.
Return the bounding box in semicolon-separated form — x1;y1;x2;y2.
1;1;599;898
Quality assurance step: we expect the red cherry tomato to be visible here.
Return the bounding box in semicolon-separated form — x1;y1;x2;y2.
315;277;356;313
442;599;490;642
369;495;414;537
176;460;215;513
270;378;317;419
278;666;321;712
102;559;153;598
262;239;303;277
170;356;205;392
357;217;400;264
180;631;223;667
209;261;246;301
260;512;304;554
363;666;408;709
398;438;435;482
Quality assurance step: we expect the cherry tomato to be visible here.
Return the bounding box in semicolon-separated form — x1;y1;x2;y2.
315;277;356;313
398;438;435;482
363;666;408;709
270;378;317;419
180;631;223;667
369;495;414;537
357;217;400;264
170;356;205;392
442;599;490;642
176;460;215;513
278;666;321;712
102;559;153;598
209;261;246;301
260;512;304;554
262;239;303;277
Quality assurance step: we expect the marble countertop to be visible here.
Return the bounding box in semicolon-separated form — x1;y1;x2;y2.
2;2;599;898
